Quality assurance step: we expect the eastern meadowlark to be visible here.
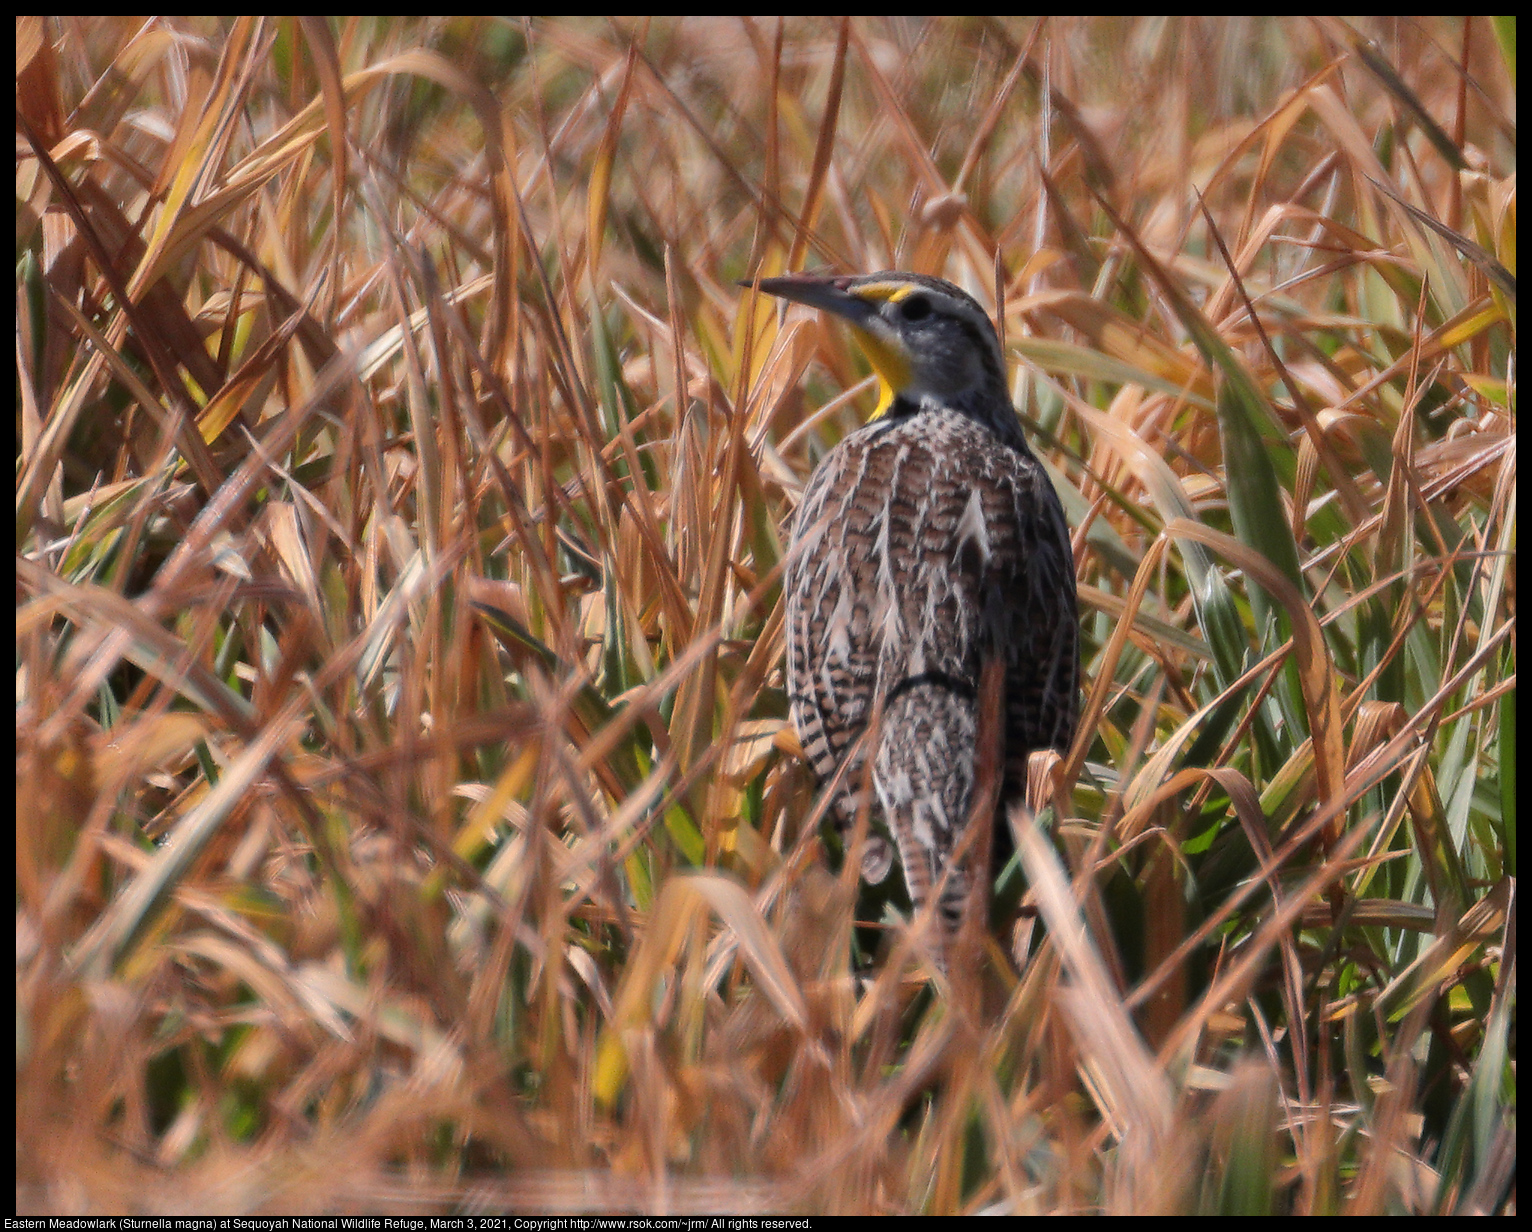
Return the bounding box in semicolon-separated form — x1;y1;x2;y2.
753;271;1079;941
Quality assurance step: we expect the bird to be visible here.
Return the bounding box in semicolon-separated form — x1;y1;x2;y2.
751;270;1079;946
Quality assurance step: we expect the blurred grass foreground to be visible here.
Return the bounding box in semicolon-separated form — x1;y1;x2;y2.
16;15;1515;1216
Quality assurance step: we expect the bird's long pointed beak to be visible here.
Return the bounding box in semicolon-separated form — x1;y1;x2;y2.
740;272;878;328
741;272;910;418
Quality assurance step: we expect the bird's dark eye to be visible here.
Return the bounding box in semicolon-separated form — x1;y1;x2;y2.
899;295;931;322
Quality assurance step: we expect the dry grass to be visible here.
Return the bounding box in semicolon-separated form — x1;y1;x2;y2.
16;15;1515;1215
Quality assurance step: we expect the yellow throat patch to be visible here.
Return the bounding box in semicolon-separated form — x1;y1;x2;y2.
847;283;917;419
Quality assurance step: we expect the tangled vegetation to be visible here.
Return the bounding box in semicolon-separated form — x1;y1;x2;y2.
17;16;1514;1214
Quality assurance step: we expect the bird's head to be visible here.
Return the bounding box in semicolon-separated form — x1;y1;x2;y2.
747;270;1011;421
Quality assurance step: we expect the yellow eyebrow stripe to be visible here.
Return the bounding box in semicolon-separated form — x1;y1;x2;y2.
851;281;914;304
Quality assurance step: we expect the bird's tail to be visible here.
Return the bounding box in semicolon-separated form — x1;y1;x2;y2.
873;658;1007;968
872;680;978;936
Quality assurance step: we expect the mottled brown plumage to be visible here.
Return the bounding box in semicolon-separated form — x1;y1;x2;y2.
756;271;1079;936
